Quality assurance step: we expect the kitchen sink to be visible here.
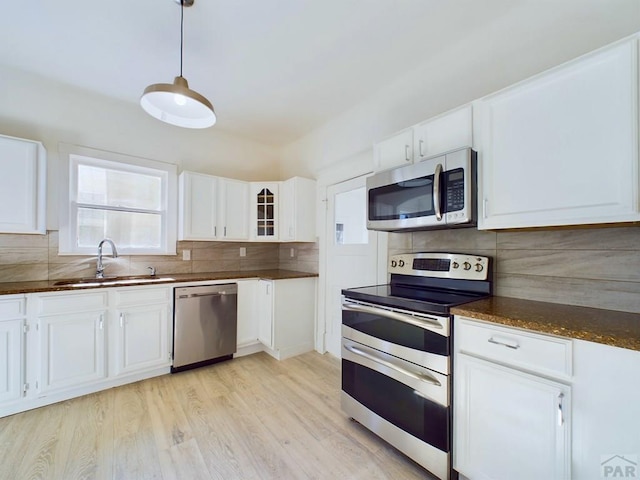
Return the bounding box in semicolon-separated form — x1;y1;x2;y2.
53;275;176;287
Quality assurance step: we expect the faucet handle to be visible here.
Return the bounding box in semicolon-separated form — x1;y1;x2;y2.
147;266;156;276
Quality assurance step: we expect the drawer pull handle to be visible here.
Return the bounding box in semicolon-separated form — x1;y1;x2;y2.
487;337;520;349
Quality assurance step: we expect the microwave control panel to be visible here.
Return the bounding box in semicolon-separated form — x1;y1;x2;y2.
445;168;465;212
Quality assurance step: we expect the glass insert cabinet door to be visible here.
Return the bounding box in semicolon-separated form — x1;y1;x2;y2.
252;183;279;240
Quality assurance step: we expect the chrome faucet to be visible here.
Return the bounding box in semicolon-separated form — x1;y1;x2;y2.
96;238;118;278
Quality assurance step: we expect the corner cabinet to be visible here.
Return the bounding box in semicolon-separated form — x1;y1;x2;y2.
178;171;249;241
250;182;279;241
0;134;46;234
476;38;639;229
257;277;316;360
454;317;572;480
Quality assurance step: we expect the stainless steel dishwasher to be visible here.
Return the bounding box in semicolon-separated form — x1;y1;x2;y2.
172;283;238;373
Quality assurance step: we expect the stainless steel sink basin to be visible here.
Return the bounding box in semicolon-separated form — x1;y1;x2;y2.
53;276;175;287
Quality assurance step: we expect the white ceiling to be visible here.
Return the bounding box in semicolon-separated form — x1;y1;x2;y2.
1;1;639;146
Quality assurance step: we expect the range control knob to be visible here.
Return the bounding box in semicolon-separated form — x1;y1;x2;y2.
398;260;405;267
391;260;398;268
452;262;459;269
463;262;472;271
475;263;484;272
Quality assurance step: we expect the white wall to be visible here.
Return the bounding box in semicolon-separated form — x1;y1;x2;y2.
279;3;640;179
0;65;280;230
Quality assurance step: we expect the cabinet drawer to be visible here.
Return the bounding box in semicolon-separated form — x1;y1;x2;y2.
0;296;26;319
115;286;171;307
456;318;572;378
37;291;108;315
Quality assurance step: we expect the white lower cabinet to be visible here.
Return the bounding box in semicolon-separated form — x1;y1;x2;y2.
0;319;24;404
0;295;27;408
112;286;172;376
454;317;572;480
36;290;109;396
257;277;316;360
572;340;640;480
236;279;260;354
38;310;107;395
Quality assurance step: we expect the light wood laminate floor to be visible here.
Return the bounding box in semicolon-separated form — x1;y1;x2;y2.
0;351;435;479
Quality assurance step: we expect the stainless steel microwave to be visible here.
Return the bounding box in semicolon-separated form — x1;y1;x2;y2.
366;147;477;231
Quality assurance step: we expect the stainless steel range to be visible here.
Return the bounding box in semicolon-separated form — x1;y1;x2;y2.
341;252;492;480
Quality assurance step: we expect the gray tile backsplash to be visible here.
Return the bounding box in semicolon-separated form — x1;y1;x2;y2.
390;225;640;314
0;231;319;282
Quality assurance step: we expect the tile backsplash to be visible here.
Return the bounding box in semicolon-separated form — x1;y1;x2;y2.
0;231;318;282
389;225;640;314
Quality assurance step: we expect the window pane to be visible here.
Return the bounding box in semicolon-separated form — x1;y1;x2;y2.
335;187;368;245
77;208;161;249
77;165;162;210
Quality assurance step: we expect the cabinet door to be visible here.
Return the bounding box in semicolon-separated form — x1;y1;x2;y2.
413;105;472;160
374;129;414;171
0;319;24;404
250;183;279;241
279;177;317;243
0;135;46;234
237;280;259;347
219;178;249;240
257;280;273;348
114;304;170;376
39;311;107;395
178;172;218;240
454;353;571;480
478;39;638;229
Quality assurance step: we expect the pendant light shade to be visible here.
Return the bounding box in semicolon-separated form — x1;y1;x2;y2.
140;0;216;129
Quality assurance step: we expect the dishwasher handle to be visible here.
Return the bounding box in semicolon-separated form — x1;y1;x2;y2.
177;291;231;299
175;283;238;300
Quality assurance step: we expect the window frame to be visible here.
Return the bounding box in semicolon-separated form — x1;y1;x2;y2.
59;144;177;255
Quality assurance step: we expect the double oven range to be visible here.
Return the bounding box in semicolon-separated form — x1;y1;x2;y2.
341;252;491;480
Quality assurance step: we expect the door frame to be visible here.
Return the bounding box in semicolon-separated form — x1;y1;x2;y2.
315;172;387;355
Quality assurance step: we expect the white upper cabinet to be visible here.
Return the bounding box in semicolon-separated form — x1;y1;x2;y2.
413;104;473;161
178;171;249;241
373;105;473;172
374;128;414;171
477;38;639;230
179;171;218;240
250;182;279;241
279;177;317;243
218;178;250;241
0;134;46;234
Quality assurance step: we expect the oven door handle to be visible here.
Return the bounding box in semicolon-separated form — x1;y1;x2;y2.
344;343;442;387
342;301;443;330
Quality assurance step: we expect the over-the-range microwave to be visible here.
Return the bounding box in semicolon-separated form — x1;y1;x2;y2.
366;147;477;232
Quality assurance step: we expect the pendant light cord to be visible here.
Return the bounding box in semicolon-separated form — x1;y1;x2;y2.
179;0;184;77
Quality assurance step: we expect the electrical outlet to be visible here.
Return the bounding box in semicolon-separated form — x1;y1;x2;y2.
182;249;191;261
240;247;246;257
290;247;295;258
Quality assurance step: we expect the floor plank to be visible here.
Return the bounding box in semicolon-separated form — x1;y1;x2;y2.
0;351;436;479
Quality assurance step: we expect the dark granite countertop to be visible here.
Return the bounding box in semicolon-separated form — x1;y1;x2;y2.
0;269;318;295
451;296;640;352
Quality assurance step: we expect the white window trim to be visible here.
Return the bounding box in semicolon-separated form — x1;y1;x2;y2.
58;144;177;255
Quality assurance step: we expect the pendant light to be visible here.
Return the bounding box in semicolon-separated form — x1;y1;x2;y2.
140;0;216;128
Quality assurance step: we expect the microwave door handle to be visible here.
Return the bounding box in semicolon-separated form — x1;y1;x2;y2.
434;163;443;221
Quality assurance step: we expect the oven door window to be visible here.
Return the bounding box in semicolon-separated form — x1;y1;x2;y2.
342;308;449;356
368;175;435;221
342;358;449;452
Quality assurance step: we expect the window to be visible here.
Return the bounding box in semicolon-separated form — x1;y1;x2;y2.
59;145;177;255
